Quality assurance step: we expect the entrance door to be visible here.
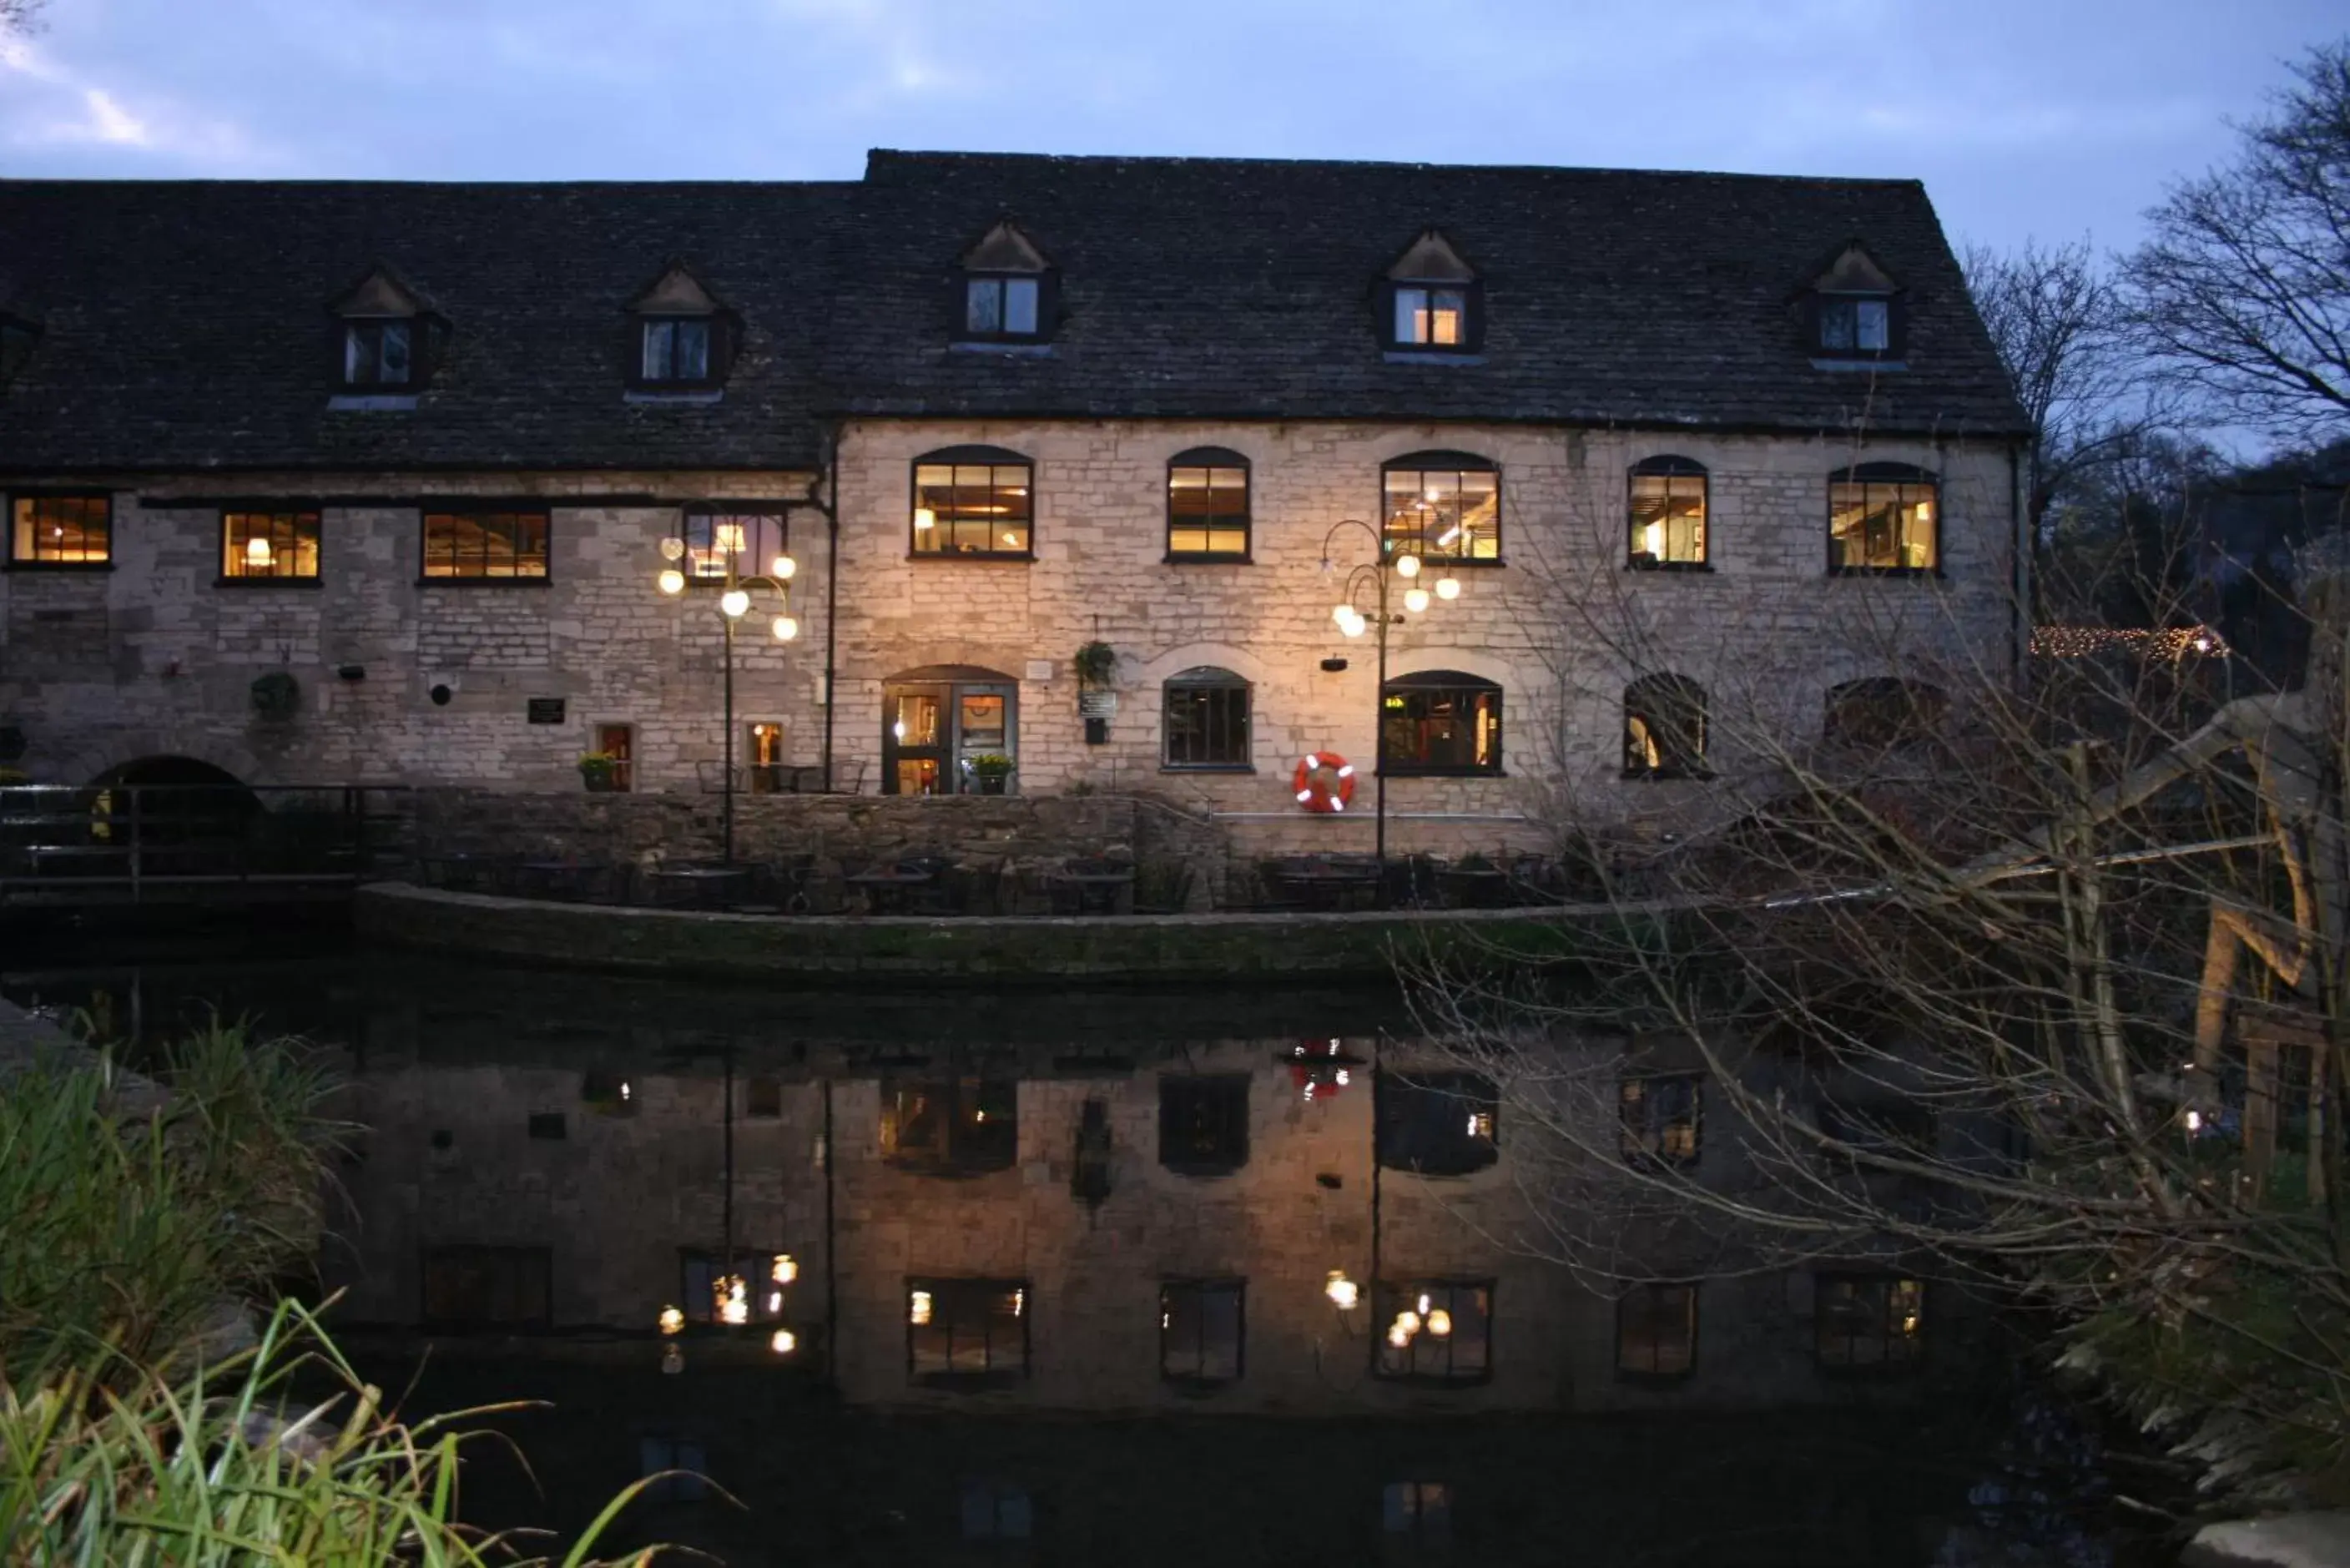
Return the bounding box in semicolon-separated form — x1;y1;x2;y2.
882;669;1018;795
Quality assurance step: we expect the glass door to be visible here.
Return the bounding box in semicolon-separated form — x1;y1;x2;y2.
885;686;948;796
883;679;1018;795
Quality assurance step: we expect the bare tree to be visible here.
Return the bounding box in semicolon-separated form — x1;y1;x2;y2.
0;0;47;39
1408;508;2347;1506
1963;238;2156;542
2124;38;2350;441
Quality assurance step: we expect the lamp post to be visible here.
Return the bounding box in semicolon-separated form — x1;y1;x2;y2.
658;528;799;865
1319;518;1463;874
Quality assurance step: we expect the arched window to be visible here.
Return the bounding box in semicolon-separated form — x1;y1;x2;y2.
911;446;1032;558
1628;456;1707;568
1824;678;1947;748
1162;667;1253;769
1828;462;1937;573
1380;670;1503;776
1623;674;1707;779
1165;448;1250;561
1382;451;1500;563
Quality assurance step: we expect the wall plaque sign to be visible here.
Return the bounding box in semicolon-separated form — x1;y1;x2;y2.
1078;691;1118;719
527;698;567;724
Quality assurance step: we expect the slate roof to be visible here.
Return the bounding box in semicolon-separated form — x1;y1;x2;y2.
0;153;2027;476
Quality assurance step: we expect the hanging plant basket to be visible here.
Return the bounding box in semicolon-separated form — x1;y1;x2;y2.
1072;641;1117;688
249;671;300;720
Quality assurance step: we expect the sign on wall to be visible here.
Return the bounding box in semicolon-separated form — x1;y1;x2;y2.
1078;691;1118;719
527;698;567;725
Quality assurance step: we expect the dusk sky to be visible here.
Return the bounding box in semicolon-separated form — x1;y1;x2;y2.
3;0;2342;259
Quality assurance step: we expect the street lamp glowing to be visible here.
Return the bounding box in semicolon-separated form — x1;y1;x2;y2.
770;614;799;642
1339;609;1368;638
1404;587;1430;613
1395;552;1422;579
658;568;686;595
772;554;797;580
1333;602;1354;628
1435;576;1460;601
719;587;751;619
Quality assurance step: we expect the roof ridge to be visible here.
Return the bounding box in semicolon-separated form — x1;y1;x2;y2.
862;148;1924;189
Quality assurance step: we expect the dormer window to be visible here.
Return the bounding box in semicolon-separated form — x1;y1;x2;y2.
1818;296;1890;354
328;265;439;397
1381;229;1481;355
966;276;1040;337
344;320;412;387
955;220;1053;345
1804;242;1905;363
624;260;736;392
640;317;711;383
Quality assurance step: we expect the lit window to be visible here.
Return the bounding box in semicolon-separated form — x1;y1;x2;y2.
1814;1274;1925;1369
1166;450;1250;558
676;507;787;581
421;508;548;580
679;1249;791;1326
1616;1283;1697;1379
1376;1071;1499;1175
881;1076;1017;1176
9;494;112;567
1394;285;1470;347
1620;1073;1702;1167
1382;454;1500;562
1622;674;1707;780
1160;1278;1244;1384
1374;1280;1491;1383
1380;672;1503;777
1162;668;1252;771
641;317;713;383
1158;1073;1251;1173
1628;456;1707;567
1818;295;1892;354
591;723;634;793
1828;463;1938;572
907;1277;1029;1383
221;510;321;581
342;319;412;387
911;448;1032;557
964;275;1041;338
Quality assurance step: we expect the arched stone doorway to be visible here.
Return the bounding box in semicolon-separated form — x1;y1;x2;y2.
89;755;262;854
881;665;1019;795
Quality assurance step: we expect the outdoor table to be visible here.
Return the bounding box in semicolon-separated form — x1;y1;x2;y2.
1049;869;1135;916
845;867;934;915
644;865;754;910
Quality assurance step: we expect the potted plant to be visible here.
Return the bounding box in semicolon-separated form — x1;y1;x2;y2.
577;752;619;792
966;753;1014;795
1072;641;1117;688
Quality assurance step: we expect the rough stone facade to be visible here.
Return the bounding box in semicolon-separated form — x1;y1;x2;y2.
1;419;2020;865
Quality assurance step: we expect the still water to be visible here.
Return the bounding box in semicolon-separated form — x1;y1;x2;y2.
4;930;2155;1567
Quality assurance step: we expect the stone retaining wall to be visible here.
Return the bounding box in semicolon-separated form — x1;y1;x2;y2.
355;880;1607;982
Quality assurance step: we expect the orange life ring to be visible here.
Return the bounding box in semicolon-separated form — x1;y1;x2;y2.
1292;751;1357;814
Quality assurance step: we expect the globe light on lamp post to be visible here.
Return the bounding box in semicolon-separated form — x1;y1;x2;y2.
654;517;801;863
1318;520;1465;874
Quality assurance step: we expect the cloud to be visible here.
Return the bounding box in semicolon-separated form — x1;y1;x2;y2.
0;36;267;164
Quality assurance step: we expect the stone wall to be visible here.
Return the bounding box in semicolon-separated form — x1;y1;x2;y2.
406;786;1147;873
2;419;2020;863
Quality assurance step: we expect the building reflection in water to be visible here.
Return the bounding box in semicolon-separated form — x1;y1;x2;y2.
4;950;2090;1566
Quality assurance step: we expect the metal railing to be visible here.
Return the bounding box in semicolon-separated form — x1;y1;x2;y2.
0;784;411;906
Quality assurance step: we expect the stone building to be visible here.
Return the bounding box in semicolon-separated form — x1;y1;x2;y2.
0;152;2028;860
